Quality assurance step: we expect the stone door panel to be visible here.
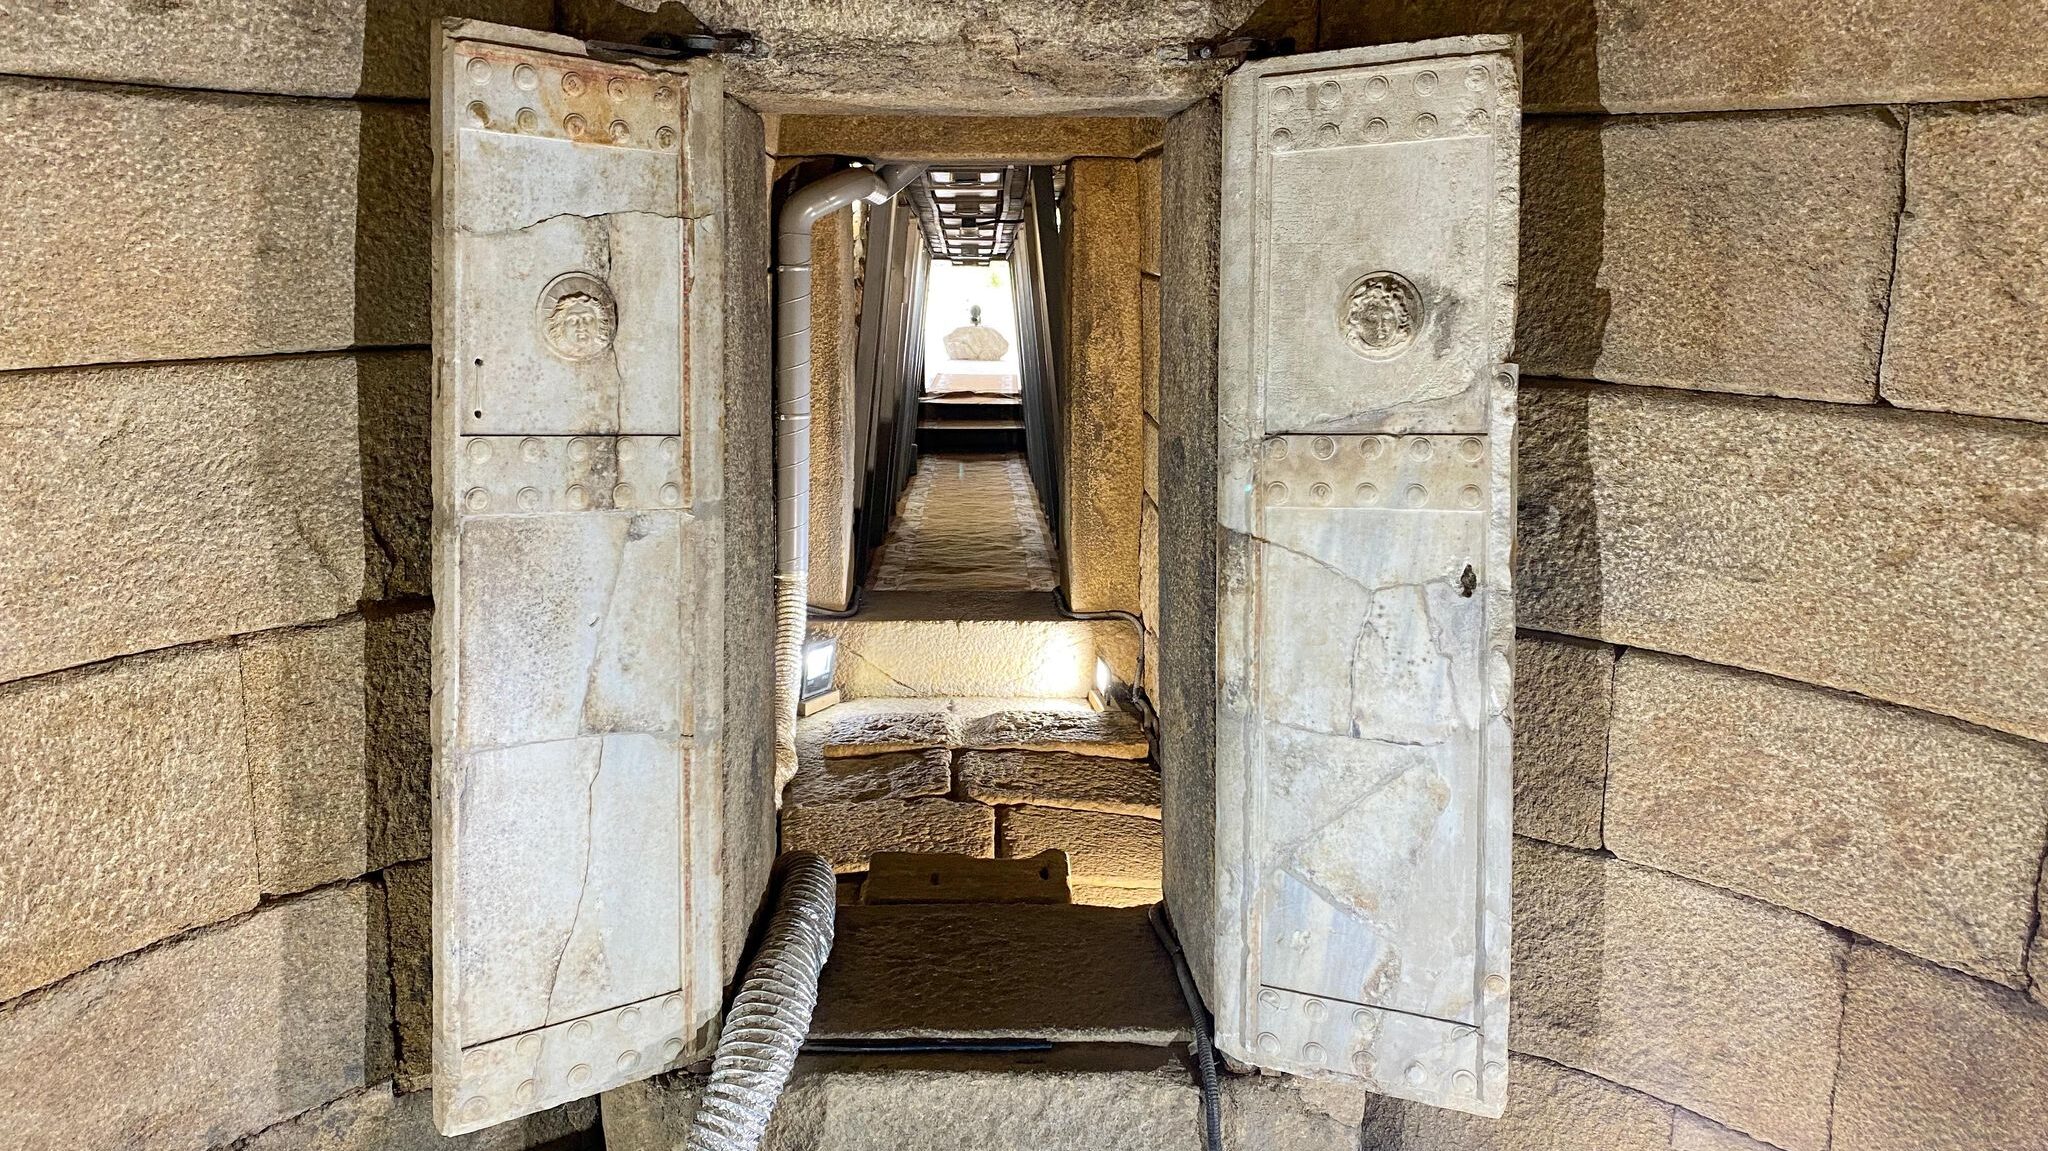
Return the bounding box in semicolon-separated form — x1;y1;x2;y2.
1214;37;1520;1118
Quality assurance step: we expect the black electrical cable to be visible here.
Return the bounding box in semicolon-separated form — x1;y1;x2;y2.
1149;903;1224;1151
799;1038;1056;1055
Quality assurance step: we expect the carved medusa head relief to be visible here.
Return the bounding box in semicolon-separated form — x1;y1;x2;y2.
1340;271;1422;359
537;271;618;362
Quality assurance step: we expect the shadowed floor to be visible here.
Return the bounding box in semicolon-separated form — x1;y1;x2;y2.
867;452;1058;592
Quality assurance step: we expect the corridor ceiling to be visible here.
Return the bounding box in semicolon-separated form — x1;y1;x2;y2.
905;164;1031;264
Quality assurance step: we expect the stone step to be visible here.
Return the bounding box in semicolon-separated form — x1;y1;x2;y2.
796;698;1149;767
604;1048;1369;1151
810;613;1138;701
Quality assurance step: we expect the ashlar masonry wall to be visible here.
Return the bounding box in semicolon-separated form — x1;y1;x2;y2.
5;2;2048;1151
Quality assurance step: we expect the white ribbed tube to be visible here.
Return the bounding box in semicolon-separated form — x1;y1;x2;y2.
770;163;924;787
683;853;838;1151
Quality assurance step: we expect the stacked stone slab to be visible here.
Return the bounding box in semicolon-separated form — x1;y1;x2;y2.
779;698;1165;904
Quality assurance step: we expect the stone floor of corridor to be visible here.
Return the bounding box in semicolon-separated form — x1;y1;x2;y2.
865;452;1058;592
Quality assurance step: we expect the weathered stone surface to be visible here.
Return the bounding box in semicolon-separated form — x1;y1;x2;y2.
721;97;777;976
773;115;1164;161
1671;1112;1781;1151
1834;943;2048;1151
0;0;554;99
1062;157;1145;615
1512;634;1612;850
1139;154;1162;278
957;749;1161;816
0;355;365;681
2035;869;2048;1007
1607;651;2048;986
862;850;1070;904
606;1049;1382;1151
781;799;995;872
1324;0;2048;114
812;904;1187;1043
0;647;258;1001
1514;840;1844;1151
0;82;426;371
1363;1054;1674;1151
1882;103;2048;423
960;704;1149;758
240;1083;598;1151
242;621;372;894
365;610;432;869
807;208;858;611
1520;111;1901;402
1000;806;1162;888
358;351;433;600
602;0;1246;114
1070;884;1161;909
1139;496;1161;626
1518;383;2048;741
813;617;1136;700
605;1060;1192;1151
784;748;952;808
1156;97;1222;1003
384;861;432;1092
0;884;390;1151
810;698;958;759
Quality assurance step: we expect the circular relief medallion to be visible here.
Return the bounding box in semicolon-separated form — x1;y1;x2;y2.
537;272;618;362
1339;271;1422;359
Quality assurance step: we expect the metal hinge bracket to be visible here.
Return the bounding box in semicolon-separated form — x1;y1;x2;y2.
586;31;767;65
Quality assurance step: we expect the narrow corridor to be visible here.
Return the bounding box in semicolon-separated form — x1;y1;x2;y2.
866;452;1058;593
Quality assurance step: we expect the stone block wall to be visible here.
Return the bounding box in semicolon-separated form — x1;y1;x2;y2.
1297;2;2048;1148
0;6;599;1151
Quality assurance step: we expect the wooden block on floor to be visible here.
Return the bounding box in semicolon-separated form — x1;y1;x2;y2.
863;849;1072;905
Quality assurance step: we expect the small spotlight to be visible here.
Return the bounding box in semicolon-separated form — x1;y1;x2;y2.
802;637;837;700
1090;656;1119;711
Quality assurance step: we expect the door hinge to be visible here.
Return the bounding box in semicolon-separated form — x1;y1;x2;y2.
586;31;767;65
1158;35;1294;64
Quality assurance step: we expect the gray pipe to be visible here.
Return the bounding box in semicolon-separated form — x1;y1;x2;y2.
771;163;923;788
684;853;838;1151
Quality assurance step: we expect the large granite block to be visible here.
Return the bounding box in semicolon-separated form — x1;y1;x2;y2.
1514;840;1844;1151
1520;110;1901;402
0;0;554;99
1834;943;2048;1151
0;81;427;371
0;885;390;1151
1607;651;2048;986
1362;1054;1674;1151
0;647;258;1000
1882;103;2048;423
1324;0;2048;113
1511;634;1613;849
1518;383;2048;741
0;355;364;681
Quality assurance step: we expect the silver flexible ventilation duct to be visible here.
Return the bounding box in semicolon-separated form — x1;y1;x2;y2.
683;853;838;1151
771;162;923;789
